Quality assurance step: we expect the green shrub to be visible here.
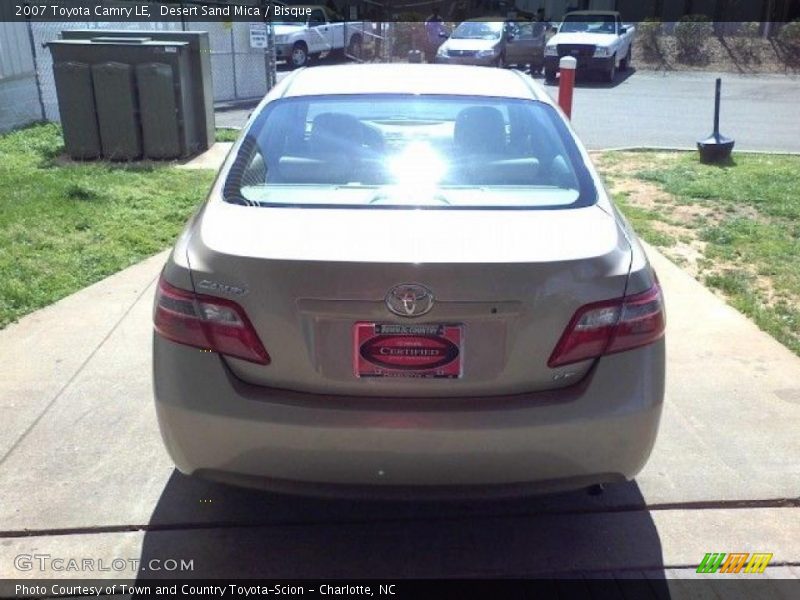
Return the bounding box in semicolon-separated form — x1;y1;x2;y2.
674;14;713;63
737;21;761;38
778;19;800;57
637;18;663;58
731;21;761;62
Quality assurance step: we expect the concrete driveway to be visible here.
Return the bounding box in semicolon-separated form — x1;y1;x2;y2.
2;227;800;587
216;68;800;153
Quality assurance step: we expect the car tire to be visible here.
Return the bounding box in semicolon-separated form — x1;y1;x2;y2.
290;42;309;69
605;57;616;83
620;45;632;71
545;68;557;83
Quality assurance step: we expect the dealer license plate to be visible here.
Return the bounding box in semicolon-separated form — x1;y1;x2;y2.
353;323;463;379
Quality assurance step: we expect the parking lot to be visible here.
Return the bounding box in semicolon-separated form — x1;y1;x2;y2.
217;67;800;153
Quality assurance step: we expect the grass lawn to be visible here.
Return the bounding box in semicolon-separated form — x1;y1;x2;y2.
215;128;241;143
0;123;215;329
595;150;800;357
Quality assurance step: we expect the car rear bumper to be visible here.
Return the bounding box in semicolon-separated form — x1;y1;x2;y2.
153;335;665;498
545;55;614;72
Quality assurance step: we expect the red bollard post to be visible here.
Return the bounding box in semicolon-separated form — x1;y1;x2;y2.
558;56;577;119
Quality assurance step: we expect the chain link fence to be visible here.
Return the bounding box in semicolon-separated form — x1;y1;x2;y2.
0;21;42;133
0;18;279;131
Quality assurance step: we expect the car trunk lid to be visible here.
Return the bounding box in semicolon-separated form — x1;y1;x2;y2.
185;202;632;397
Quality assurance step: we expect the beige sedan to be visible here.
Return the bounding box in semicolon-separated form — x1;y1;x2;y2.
152;64;665;498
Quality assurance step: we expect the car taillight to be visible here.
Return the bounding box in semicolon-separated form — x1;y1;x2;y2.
548;283;665;368
154;276;270;365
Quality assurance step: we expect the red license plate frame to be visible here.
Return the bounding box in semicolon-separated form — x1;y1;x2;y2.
353;322;463;379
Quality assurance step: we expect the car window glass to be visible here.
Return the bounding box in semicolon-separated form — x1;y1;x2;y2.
226;95;593;210
561;15;615;33
515;23;534;40
309;9;326;25
452;21;504;40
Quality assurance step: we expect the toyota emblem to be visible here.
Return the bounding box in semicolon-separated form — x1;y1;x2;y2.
385;284;434;318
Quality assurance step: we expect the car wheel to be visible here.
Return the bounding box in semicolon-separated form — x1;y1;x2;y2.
605;57;616;83
544;68;557;83
290;43;309;69
347;35;363;60
620;45;632;71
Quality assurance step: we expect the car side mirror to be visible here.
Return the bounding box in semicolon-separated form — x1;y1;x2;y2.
439;31;448;38
619;27;627;34
550;25;558;33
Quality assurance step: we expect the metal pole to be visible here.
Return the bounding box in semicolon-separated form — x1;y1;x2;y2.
713;77;721;139
230;26;238;100
25;19;46;122
265;20;276;92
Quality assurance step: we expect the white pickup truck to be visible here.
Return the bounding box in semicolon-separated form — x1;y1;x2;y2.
544;11;635;83
273;5;365;69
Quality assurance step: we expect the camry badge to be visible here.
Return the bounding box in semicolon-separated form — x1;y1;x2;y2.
385;284;434;318
197;279;248;296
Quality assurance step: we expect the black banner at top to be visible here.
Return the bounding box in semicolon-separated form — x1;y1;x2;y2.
2;0;799;23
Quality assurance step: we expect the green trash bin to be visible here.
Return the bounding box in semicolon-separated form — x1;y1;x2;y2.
49;38;198;161
136;63;182;160
92;61;141;161
61;29;215;152
51;61;102;159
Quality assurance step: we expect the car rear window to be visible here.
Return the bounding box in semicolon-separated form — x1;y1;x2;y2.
223;94;596;210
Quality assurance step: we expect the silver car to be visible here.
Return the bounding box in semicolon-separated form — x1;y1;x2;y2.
153;64;665;498
435;20;547;70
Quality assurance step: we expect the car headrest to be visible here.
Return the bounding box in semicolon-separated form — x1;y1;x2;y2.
309;112;364;155
454;106;506;154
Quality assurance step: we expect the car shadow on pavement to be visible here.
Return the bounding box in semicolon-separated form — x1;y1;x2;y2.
541;67;638;89
136;470;671;592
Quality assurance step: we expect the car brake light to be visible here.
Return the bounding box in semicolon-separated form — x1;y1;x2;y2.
548;283;665;368
154;276;270;365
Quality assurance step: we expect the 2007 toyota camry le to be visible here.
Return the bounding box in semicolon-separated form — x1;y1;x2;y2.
152;64;665;498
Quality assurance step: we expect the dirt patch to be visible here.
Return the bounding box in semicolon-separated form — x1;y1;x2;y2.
594;150;800;355
594;151;777;300
624;181;712;274
591;151;681;172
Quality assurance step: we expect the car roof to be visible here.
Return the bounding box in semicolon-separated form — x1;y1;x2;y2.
280;64;545;101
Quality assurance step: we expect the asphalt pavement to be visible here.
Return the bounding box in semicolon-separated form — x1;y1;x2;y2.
215;67;800;153
546;68;800;152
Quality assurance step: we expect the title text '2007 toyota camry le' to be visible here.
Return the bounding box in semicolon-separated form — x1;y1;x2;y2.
153;64;665;498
